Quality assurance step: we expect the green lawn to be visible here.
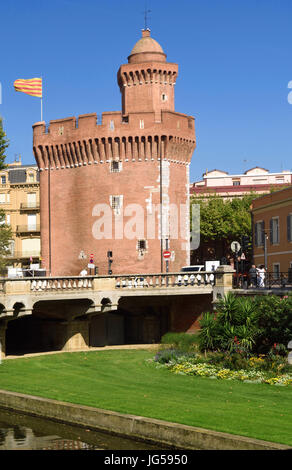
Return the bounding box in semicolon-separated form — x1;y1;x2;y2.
0;349;292;446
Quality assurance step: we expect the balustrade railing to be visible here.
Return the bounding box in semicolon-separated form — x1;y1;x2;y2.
30;277;93;291
114;272;216;289
233;272;292;290
0;272;216;294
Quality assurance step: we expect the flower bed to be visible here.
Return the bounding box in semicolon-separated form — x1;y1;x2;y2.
167;361;292;386
152;348;292;386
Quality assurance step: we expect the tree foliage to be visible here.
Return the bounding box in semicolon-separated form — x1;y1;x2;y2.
0;117;12;271
191;193;258;242
0;117;9;170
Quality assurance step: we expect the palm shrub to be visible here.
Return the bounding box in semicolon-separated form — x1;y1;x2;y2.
197;292;289;356
198;292;260;354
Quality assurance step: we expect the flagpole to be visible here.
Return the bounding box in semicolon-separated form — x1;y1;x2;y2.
41;97;43;121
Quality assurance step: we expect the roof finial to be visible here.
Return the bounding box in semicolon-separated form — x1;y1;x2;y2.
143;1;151;31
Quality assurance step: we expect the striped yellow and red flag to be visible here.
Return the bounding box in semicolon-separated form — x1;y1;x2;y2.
13;78;42;98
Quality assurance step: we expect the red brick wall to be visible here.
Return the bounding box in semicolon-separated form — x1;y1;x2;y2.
39;160;190;275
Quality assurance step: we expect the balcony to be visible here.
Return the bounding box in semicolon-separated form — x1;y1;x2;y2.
20;202;40;211
16;225;40;234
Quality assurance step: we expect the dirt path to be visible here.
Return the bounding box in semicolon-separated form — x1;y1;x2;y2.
5;344;160;360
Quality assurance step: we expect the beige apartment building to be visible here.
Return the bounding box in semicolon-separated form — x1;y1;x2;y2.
0;157;40;272
251;186;292;274
191;167;292;199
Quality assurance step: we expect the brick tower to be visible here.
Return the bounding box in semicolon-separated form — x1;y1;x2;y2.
33;29;196;276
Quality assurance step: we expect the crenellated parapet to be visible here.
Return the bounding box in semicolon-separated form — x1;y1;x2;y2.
117;63;178;90
33;110;196;171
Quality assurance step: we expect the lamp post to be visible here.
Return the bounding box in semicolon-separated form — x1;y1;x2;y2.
260;230;269;271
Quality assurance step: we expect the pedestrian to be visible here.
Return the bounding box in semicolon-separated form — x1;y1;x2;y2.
248;264;257;288
257;265;266;288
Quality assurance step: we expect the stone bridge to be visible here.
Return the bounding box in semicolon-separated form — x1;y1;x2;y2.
1;266;291;358
0;269;230;358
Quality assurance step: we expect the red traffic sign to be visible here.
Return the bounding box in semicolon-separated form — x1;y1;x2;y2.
163;250;171;259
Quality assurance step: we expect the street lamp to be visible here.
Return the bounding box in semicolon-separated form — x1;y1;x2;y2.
261;230;269;271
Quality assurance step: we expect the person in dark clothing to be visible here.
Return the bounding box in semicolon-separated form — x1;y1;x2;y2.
249;264;257;288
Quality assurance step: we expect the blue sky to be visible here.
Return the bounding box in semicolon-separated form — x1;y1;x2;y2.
1;0;292;182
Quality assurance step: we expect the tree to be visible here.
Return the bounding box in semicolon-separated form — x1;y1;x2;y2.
0;118;12;271
0;117;9;170
190;193;259;262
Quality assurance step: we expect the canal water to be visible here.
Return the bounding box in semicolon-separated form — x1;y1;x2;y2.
0;408;167;450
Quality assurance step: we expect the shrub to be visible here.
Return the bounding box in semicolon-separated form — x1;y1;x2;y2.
160;332;199;353
198;292;292;356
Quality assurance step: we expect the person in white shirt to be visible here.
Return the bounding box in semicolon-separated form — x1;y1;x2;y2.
257;265;266;287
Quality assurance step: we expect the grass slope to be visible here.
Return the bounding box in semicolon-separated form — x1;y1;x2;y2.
0;349;291;446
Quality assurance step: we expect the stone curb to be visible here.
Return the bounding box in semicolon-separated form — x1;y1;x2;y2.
0;389;290;450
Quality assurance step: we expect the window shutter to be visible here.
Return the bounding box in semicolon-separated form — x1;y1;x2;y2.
288;215;291;242
254;223;258;246
270;219;273;245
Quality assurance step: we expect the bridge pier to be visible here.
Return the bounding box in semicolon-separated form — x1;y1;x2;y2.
0;321;7;359
212;265;235;308
61;319;90;352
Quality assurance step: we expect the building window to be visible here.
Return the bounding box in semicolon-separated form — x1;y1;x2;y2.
137;239;147;251
28;173;34;182
110;161;121;173
27;213;37;230
1;175;6;184
232;180;240;186
139;119;144;129
0;194;5;204
110;195;123;215
273;263;280;280
287;214;292;242
270;217;279;244
109;120;115;131
161;93;168;102
254;221;264;246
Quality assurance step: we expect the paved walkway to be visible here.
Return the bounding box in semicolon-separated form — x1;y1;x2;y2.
5;344;160;360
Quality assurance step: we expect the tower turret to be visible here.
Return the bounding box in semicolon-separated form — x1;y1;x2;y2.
117;29;178;120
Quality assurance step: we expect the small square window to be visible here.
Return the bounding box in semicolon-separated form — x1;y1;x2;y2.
110;195;123;215
110;161;121;173
138;239;146;251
